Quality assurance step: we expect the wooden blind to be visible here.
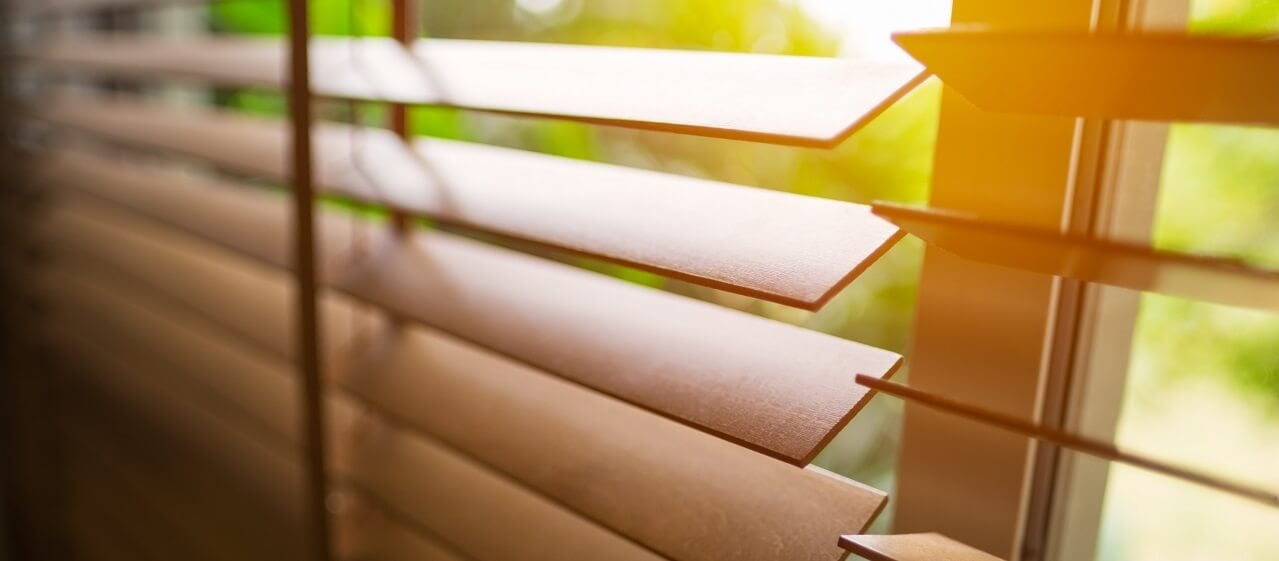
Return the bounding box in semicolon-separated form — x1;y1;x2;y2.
7;2;1278;561
8;1;910;561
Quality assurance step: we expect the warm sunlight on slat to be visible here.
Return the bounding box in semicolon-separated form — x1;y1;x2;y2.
24;36;927;145
37;150;903;466
31;102;904;309
894;28;1279;126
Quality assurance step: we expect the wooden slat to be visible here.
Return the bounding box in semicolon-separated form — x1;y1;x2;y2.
51;333;312;560
875;203;1279;312
39;260;666;561
56;371;305;561
47;315;307;522
14;0;204;15
44;259;629;561
62;463;169;561
894;28;1279;127
344;323;887;561
346;509;470;561
31;100;903;309
839;533;1003;561
61;420;244;561
24;37;928;146
39;150;904;466
40;196;892;561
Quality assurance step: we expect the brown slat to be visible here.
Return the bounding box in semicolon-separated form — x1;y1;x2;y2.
40;150;904;465
37;251;666;561
14;0;204;15
60;419;244;561
839;533;1003;561
50;336;308;560
32;100;903;309
894;28;1279;127
345;509;470;561
25;37;927;146
42;197;892;561
344;324;887;561
875;202;1279;312
56;370;304;561
62;463;164;561
47;314;306;521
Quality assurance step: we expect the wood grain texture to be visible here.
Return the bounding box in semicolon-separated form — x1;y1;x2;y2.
894;28;1279;126
875;202;1279;312
839;533;1003;561
24;37;927;145
40;199;892;560
38;150;904;465
31;101;903;309
343;324;888;561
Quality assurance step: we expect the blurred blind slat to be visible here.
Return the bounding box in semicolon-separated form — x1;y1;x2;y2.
62;421;246;561
15;0;205;15
32;101;903;309
838;533;1005;561
36;150;903;466
40;192;889;561
24;37;928;145
42;257;664;561
893;29;1279;126
874;202;1279;313
58;383;301;561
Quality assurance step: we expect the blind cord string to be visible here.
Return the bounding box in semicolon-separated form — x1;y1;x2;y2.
346;0;375;357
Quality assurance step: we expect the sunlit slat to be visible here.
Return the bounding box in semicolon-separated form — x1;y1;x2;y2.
25;36;927;145
875;202;1279;312
33;99;903;309
43;198;891;561
894;28;1279;126
39;150;904;466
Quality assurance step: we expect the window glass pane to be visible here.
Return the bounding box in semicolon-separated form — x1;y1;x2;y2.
1097;3;1279;559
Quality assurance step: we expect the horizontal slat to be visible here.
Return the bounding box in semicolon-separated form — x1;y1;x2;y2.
36;248;667;561
39;150;903;465
894;28;1279;127
839;533;1002;561
41;197;891;561
62;460;173;561
346;509;470;561
61;418;250;561
25;37;927;146
47;306;307;519
31;99;903;309
45;274;474;561
14;0;203;15
51;329;313;559
875;203;1279;312
57;377;305;561
346;324;887;561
